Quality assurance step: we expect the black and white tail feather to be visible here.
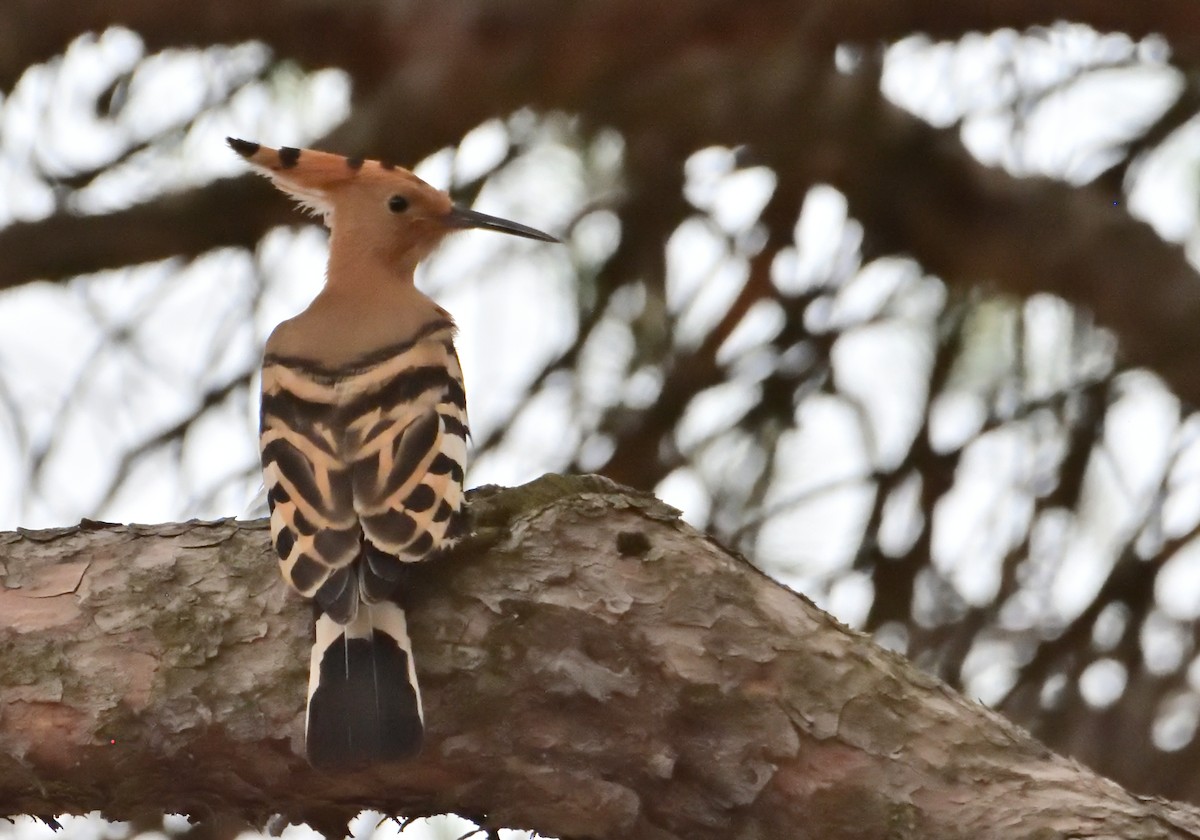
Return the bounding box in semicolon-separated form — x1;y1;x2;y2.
306;601;423;769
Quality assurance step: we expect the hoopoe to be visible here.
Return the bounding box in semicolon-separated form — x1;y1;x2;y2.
228;137;557;771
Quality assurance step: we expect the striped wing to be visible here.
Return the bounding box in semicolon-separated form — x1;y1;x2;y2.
260;321;468;623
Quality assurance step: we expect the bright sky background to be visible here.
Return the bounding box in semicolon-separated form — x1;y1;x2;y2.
3;21;1200;840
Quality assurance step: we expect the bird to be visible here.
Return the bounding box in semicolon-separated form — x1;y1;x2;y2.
227;137;558;771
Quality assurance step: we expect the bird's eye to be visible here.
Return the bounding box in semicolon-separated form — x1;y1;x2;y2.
388;195;409;213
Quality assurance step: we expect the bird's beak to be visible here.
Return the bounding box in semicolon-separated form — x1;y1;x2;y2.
445;205;560;242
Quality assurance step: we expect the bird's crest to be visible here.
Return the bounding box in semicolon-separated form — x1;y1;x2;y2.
227;137;559;243
226;137;431;219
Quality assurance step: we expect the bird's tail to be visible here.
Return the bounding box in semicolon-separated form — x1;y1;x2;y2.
305;599;423;771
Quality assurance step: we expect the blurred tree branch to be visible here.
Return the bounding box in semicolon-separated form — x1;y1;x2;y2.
3;474;1200;839
6;0;1200;95
4;3;1199;402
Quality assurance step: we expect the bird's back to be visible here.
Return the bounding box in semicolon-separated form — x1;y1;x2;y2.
262;315;468;597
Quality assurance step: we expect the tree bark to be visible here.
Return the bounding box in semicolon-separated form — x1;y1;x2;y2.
2;473;1200;839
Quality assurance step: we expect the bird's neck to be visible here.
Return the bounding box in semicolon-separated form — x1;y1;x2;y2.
325;221;436;287
314;261;443;335
326;242;418;290
263;251;449;367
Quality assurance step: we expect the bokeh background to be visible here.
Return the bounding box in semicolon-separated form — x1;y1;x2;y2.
4;3;1200;837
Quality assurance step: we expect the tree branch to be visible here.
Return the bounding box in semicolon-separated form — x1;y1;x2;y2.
0;177;296;291
2;474;1200;838
6;6;1200;406
6;0;1200;95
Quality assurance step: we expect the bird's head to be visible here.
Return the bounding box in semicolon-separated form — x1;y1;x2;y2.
227;137;557;273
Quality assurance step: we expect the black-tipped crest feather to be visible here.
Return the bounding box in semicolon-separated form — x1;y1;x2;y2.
226;137;259;157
